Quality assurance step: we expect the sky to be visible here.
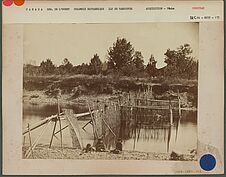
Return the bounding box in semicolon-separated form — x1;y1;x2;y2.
24;23;199;69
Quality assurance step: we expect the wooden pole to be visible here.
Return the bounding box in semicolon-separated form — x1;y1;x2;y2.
87;102;98;140
57;97;63;151
82;120;92;130
49;120;57;148
177;89;181;118
150;85;153;98
102;117;116;137
25;121;51;158
147;85;150;98
22;113;64;135
169;100;173;126
27;123;34;158
54;125;69;135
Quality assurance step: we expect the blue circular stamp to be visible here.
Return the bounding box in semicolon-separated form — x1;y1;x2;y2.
200;154;216;171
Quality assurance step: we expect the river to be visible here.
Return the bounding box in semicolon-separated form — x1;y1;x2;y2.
23;103;197;154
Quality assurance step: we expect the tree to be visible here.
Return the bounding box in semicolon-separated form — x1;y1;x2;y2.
89;54;102;75
133;51;145;72
164;44;198;79
101;61;108;75
58;58;73;74
146;55;157;77
74;63;90;75
23;64;41;76
107;38;135;73
40;59;55;75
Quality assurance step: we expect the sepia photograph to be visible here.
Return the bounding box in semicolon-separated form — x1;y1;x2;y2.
22;23;199;161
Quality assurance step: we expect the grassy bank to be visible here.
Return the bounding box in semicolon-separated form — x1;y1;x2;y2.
23;145;197;161
23;75;198;107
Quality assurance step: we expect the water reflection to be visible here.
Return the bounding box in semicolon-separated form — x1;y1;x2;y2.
121;111;197;153
23;104;197;154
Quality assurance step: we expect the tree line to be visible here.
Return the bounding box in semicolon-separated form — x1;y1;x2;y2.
24;37;198;79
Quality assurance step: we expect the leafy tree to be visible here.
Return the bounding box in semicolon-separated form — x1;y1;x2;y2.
40;59;55;74
146;55;157;77
164;44;198;79
89;54;102;75
101;61;108;75
107;38;135;73
58;58;73;74
133;51;144;72
23;64;41;76
74;63;91;75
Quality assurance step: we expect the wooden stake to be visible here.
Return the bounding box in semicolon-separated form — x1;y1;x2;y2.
23;113;64;135
102;117;116;137
87;102;98;140
54;125;69;135
82;120;92;130
57;97;63;151
169;100;173;126
177;89;181;118
49;120;57;148
27;123;34;158
150;85;153;98
25;121;51;158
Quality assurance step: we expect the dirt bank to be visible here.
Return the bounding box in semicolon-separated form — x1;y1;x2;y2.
23;75;198;108
23;145;197;161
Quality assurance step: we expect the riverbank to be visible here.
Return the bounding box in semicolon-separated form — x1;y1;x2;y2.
23;75;198;108
22;145;197;161
23;90;115;107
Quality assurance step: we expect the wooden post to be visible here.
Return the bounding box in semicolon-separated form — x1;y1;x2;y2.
57;97;63;151
82;120;92;130
150;85;153;98
49;120;57;148
25;121;51;158
177;89;181;118
87;102;98;140
169;99;173;126
102;117;116;137
178;98;181;117
27;123;34;158
170;107;173;126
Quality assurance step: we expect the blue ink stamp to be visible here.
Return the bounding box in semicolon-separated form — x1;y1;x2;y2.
200;154;216;171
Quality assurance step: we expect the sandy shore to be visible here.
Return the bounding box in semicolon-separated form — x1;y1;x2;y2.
23;145;197;161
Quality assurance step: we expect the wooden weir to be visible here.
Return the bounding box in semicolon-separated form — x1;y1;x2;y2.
22;108;95;158
23;88;185;157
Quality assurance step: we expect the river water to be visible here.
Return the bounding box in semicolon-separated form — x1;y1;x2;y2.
23;103;197;154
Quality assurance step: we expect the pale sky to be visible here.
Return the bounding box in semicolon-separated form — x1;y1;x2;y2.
24;23;198;68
